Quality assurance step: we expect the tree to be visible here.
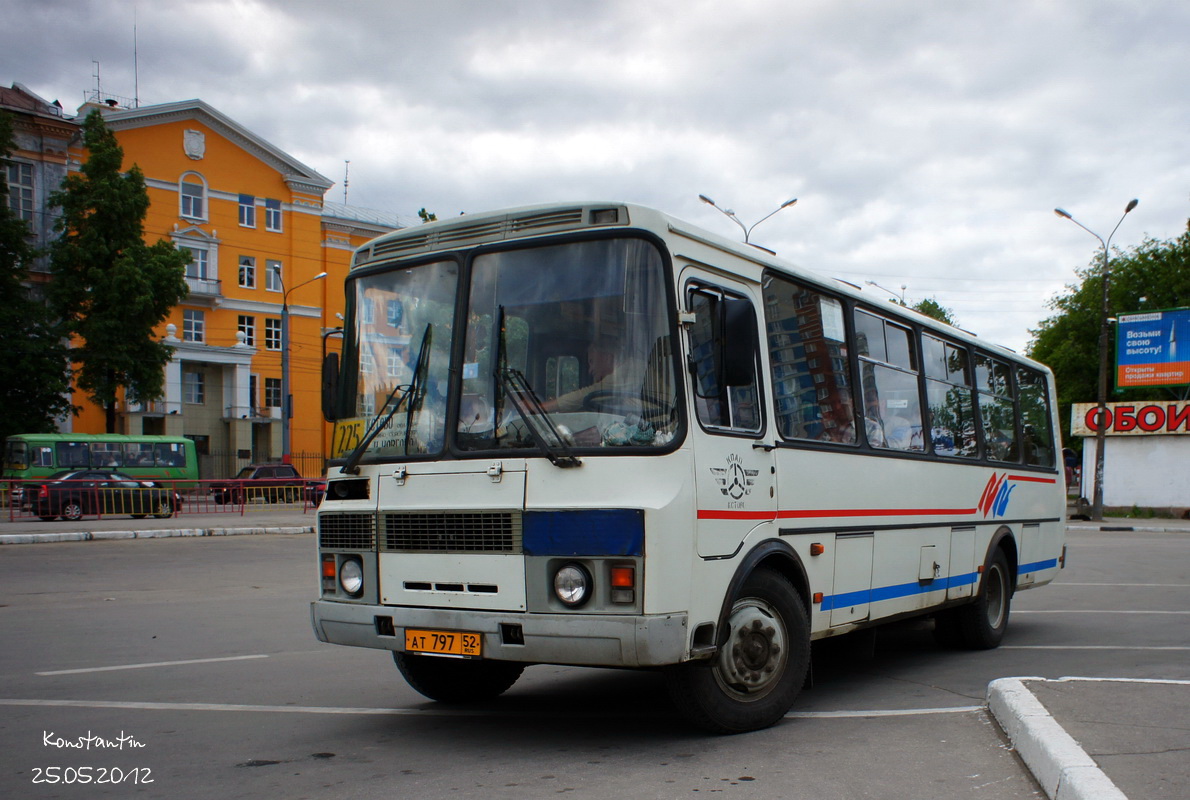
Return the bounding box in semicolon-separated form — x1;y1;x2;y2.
0;111;75;451
1028;223;1190;444
417;207;438;224
47;109;190;433
912;297;957;326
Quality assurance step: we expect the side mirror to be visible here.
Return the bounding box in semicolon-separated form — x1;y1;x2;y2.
321;352;340;422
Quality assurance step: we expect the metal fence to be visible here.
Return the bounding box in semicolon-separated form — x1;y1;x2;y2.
200;451;327;481
3;476;323;522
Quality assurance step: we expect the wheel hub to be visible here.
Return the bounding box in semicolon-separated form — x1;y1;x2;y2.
715;600;787;697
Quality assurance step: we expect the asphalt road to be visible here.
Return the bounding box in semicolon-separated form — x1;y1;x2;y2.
0;527;1186;799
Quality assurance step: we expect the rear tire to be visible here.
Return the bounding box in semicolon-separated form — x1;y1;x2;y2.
153;498;174;519
61;500;84;521
667;568;809;734
393;652;524;703
954;548;1012;649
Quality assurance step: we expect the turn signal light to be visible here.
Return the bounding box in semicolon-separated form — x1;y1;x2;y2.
321;555;336;579
610;566;635;588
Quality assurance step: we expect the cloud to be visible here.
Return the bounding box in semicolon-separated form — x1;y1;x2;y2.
4;0;1188;352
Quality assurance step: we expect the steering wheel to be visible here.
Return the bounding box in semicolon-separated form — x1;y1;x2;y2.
582;390;646;415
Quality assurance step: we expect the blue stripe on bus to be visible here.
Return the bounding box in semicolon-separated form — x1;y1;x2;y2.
1018;558;1059;574
819;561;1058;610
522;509;645;557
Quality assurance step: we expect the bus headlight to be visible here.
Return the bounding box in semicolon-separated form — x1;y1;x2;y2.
339;557;364;597
553;563;592;608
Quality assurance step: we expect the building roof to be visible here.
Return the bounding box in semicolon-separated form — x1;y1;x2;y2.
0;82;69;119
321;201;407;229
93;98;334;192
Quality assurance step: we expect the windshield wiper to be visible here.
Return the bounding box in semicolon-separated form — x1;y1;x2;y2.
497;367;582;468
341;323;432;475
491;306;580;468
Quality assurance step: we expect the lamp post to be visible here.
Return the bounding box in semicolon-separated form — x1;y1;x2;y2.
1053;199;1138;520
698;194;798;243
280;269;328;463
864;280;908;305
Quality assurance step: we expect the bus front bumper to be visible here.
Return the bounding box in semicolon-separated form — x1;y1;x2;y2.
310;599;689;668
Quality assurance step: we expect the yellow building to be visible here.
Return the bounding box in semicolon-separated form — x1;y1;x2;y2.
66;99;398;477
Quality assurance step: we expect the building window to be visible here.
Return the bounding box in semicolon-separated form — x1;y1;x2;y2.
264;318;282;350
264;377;282;408
265;198;282;232
180;174;206;219
184;247;208;279
5;160;34;221
266;260;282;292
238;255;256;288
183;309;205;343
238;194;256;228
183;370;205;404
238;315;256;347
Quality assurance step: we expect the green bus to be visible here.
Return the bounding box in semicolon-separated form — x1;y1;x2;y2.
2;433;199;483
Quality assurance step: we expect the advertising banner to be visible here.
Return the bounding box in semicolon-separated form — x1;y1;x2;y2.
1115;308;1190;388
1072;400;1190;437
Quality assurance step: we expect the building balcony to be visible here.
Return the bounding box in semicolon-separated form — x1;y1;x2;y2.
185;275;223;304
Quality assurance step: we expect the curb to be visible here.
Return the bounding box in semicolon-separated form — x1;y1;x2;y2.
0;525;314;546
987;677;1127;800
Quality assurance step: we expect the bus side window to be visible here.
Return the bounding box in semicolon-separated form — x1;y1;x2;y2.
687;286;762;433
34;446;53;467
976;354;1017;462
56;442;90;469
1017;367;1056;467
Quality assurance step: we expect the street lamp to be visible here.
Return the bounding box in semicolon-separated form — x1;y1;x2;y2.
280;269;329;463
698;194;798;243
1053;198;1138;520
865;280;908;305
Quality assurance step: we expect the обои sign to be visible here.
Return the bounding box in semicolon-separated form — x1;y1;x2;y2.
1072;401;1190;436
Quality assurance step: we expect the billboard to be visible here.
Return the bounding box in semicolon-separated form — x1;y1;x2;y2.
1115;308;1190;389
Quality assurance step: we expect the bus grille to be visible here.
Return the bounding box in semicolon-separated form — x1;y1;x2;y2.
318;513;377;550
381;511;523;553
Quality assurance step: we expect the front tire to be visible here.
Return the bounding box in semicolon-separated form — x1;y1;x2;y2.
393;652;524;703
667;568;810;734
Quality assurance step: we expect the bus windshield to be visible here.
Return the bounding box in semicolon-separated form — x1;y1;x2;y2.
342;236;679;461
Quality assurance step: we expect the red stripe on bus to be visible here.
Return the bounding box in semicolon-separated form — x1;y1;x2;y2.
697;507;979;521
1006;474;1058;484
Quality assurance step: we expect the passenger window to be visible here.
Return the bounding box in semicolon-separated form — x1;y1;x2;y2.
856;311;924;452
1017;367;1056;467
923;335;977;458
762;275;855;444
687;286;762;433
976;354;1016;461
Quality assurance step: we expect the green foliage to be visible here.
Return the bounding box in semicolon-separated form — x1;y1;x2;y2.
47;110;190;432
1027;223;1190;445
912;297;957;326
0;111;75;451
417;207;438;224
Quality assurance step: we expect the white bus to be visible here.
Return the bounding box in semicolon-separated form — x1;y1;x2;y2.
311;202;1066;733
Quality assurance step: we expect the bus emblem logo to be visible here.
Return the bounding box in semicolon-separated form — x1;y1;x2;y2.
978;473;1016;518
711;454;759;501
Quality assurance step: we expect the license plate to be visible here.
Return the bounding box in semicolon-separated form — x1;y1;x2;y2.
404;628;483;658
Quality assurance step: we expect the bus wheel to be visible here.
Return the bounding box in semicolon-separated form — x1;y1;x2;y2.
954;549;1012;650
667;568;809;734
393;652;524;703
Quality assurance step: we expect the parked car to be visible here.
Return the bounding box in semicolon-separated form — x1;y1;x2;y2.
30;470;179;521
209;463;312;505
